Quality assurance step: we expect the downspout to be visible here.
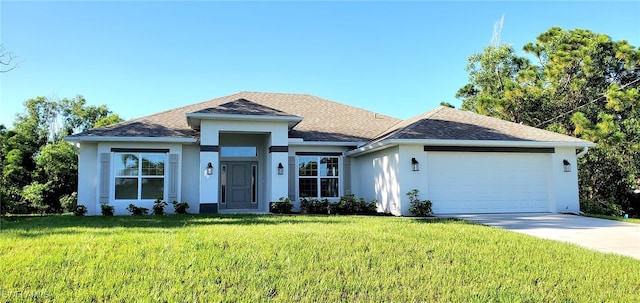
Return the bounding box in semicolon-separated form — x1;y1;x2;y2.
576;146;589;158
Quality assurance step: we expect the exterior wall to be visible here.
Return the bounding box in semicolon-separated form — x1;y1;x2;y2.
181;144;200;213
96;142;183;215
350;144;582;216
218;133;268;212
199;122;220;213
397;145;428;216
550;147;581;213
351;146;401;215
287;145;351;211
76;142;99;215
200;119;290;213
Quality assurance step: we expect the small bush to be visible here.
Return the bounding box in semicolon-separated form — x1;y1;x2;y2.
270;197;294;214
152;198;168;215
329;194;378;215
101;204;115;216
407;189;432;217
73;204;88;216
580;198;623;216
172;201;190;214
300;197;330;214
60;192;78;212
127;204;149;216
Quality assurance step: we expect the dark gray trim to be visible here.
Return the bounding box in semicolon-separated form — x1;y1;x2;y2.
295;152;343;156
423;146;555;153
110;148;169;153
200;145;219;152
199;203;219;214
269;146;289;153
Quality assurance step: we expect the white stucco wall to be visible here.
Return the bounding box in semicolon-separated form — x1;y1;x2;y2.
287;145;351;211
96;142;184;215
200;119;291;212
76;142;98;215
181;144;200;213
550;147;581;213
397;145;429;216
351;144;583;216
351;146;402;215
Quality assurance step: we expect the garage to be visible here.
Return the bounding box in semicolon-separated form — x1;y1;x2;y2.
426;151;552;214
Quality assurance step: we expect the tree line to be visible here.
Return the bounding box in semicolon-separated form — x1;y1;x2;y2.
457;27;640;216
1;96;122;214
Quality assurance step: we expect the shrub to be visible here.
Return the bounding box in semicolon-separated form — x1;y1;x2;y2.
172;201;190;214
407;189;432;217
152;198;168;215
329;194;378;215
580;198;623;216
73;204;88;216
101;204;115;216
60;192;78;212
270;197;294;214
300;197;330;214
127;204;149;216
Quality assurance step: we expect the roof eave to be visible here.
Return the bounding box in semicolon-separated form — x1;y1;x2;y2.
288;139;363;147
346;139;596;157
186;113;304;130
65;136;198;144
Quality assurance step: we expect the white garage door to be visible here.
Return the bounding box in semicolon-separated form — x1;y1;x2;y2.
427;152;551;214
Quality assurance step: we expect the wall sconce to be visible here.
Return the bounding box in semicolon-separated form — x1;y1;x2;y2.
563;159;571;172
411;158;420;171
277;163;284;175
206;162;213;175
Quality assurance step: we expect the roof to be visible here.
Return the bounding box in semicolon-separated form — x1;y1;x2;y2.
67;93;592;147
67;92;401;142
371;106;591;144
190;99;294;116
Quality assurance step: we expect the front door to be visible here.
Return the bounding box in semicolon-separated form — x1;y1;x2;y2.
221;161;258;209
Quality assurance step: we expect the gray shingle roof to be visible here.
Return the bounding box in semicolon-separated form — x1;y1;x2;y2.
67;93;590;145
68;92;401;142
192;99;295;117
372;106;590;143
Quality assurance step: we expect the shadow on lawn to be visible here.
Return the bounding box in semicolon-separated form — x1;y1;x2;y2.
0;214;360;237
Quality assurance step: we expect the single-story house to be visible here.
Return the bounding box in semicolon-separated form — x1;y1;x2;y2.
66;92;595;216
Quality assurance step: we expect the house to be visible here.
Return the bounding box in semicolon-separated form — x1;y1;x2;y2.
66;92;595;216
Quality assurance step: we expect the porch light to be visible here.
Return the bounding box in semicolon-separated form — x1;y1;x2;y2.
277;163;284;175
411;158;420;171
563;159;571;172
206;162;214;175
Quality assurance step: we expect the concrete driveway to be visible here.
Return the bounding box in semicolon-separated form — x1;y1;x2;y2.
445;213;640;260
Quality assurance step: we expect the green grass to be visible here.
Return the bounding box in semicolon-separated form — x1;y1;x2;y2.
585;213;640;224
1;215;639;302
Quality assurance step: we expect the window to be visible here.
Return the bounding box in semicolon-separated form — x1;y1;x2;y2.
114;153;165;200
220;146;257;157
298;156;339;198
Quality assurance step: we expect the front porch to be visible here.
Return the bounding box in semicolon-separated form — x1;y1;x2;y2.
190;110;299;214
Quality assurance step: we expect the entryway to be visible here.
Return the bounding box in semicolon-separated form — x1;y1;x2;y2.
220;161;258;210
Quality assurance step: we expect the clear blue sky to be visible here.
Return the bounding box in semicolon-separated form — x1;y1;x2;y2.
1;1;639;127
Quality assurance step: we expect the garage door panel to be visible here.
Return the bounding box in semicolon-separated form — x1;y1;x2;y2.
427;152;550;214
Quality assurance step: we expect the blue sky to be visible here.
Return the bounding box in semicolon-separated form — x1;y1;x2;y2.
1;1;639;127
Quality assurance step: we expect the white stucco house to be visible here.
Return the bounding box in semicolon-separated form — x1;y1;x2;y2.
66;92;594;216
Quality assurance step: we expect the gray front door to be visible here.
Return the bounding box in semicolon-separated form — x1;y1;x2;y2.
222;161;257;209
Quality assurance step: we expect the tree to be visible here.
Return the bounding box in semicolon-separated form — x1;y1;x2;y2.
1;96;123;214
0;45;18;73
457;27;640;215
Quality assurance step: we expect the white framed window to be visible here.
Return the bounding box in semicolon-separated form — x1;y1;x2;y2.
114;153;166;200
298;156;340;198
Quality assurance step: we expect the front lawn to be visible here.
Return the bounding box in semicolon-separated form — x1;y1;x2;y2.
1;215;638;302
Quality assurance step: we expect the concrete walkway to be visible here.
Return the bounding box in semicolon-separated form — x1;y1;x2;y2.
444;213;640;260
